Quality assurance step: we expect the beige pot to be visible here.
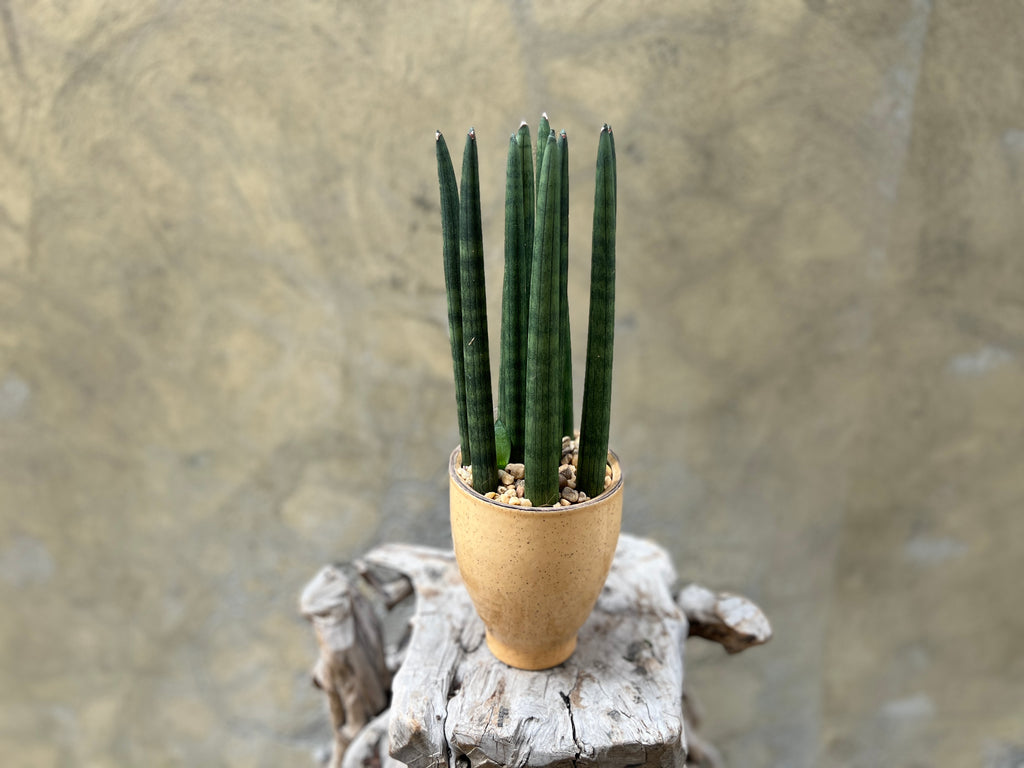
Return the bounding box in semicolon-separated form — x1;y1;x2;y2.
449;447;623;670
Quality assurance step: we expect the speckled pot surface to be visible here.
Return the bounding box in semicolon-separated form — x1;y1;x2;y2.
449;447;623;670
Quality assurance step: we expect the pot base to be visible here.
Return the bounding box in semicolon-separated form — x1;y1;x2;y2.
486;630;576;671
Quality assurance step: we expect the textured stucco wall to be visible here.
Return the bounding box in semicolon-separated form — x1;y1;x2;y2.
2;2;1023;766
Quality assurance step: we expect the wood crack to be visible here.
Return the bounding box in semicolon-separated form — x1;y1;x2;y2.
560;690;582;768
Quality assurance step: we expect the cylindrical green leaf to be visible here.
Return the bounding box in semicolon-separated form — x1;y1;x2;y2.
578;125;617;498
557;130;573;439
459;129;499;493
516;123;535;302
436;132;471;463
499;134;527;462
535;113;550;199
525;131;562;506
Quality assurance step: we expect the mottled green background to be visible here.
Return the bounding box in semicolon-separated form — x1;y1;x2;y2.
2;1;1022;766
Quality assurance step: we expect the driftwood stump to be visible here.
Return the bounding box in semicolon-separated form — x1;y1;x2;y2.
300;534;770;768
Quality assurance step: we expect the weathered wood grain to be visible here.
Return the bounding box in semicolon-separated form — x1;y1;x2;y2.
342;710;408;768
362;544;471;768
305;535;773;768
300;565;393;768
365;534;688;768
676;584;772;654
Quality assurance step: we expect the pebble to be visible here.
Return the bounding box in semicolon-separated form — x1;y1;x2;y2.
457;438;613;509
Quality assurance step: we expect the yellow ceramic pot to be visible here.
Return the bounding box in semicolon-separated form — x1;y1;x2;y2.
449;447;623;670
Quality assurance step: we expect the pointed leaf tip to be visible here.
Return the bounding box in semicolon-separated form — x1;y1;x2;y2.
436;130;442;141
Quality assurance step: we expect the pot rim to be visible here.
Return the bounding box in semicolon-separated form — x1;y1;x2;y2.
448;445;623;514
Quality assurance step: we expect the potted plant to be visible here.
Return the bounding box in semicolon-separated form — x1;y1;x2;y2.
435;115;619;670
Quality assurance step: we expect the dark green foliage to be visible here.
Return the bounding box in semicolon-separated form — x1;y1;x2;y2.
436;117;617;505
577;125;617;498
524;131;562;506
435;132;471;463
458;130;499;494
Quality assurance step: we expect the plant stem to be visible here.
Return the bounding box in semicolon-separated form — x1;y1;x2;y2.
459;129;498;493
436;132;471;463
578;125;616;498
525;130;562;506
